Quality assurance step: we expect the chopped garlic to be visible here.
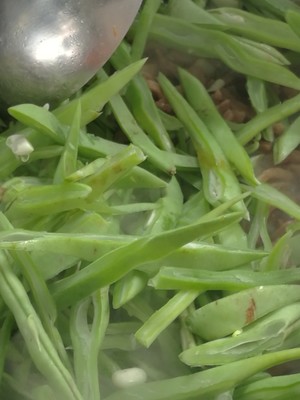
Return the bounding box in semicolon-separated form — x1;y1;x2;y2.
112;367;147;388
6;134;34;162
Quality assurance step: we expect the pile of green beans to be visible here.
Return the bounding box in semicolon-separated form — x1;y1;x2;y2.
2;0;300;399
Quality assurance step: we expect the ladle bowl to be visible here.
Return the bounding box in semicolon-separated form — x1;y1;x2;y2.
0;0;142;107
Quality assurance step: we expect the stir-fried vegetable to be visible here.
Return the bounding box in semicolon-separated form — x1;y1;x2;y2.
2;1;300;399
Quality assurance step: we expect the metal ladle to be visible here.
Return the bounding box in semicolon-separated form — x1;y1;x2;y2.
0;0;142;107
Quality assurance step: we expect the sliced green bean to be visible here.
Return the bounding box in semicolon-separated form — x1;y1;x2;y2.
232;36;289;66
286;9;300;39
0;314;13;383
167;0;226;27
143;176;183;234
131;0;162;61
159;241;267;271
69;145;145;200
177;190;210;226
70;288;109;400
135;290;200;348
237;92;300;145
179;68;258;184
0;250;82;400
247;0;300;18
112;270;149;309
0;213;71;369
111;43;174;152
187;285;300;340
260;231;292;271
244;183;300;220
148;14;300;89
217;222;249;250
150;267;300;291
54;59;146;126
54;102;81;183
51;212;242;308
4;182;92;219
273;115;300;164
158;73;247;213
210;7;300;52
98;70;176;174
0;229;268;276
246;76;268;114
180;303;300;366
235;372;300;400
113;177;183;307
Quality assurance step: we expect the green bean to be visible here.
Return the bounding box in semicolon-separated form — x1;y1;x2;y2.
167;0;226;27
51;212;242;308
5;107;196;185
180;303;300;366
69;145;146;200
246;77;268;114
104;348;300;400
53;102;81;183
28;145;63;162
286;9;300;38
237;92;300;145
100;77;176;174
0;314;13;383
88;126;196;171
70;287;109;400
210;7;300;52
158;73;247;213
177;190;210;226
130;0;162;61
273;115;300;164
147;14;300;89
106;322;142;336
54;59;146;126
115;166;167;189
0;250;82;400
126;76;175;152
112;270;149;309
246;199;268;250
235;372;300;400
0;229;268;278
247;0;300;18
0;213;70;369
135;290;200;348
0;231;131;264
187;285;300;341
143;176;183;234
217;222;249;250
179;68;258;184
113;177;183;307
260;231;292;271
150;267;300;291
243;183;300;220
111;42;175;152
4;182;92;219
159;241;267;271
101;332;139;352
158;109;183;132
231;36;290;66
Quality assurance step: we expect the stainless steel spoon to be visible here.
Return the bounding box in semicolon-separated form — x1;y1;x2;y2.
0;0;142;107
